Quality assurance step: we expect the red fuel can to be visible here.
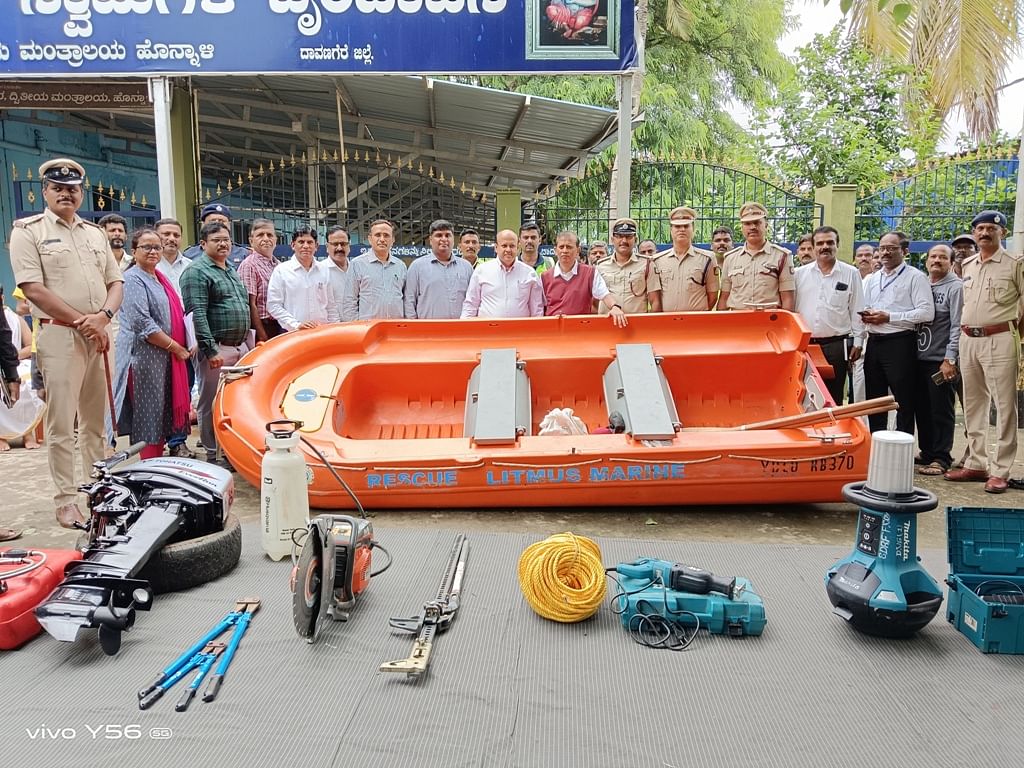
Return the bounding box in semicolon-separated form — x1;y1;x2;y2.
0;548;82;650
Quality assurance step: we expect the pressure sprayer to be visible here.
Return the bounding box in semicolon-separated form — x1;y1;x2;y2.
825;430;944;638
261;420;311;561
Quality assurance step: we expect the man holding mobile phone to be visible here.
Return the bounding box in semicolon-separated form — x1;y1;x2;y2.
913;244;962;475
861;231;935;434
795;226;865;405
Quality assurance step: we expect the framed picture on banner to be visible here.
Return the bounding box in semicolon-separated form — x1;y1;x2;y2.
526;0;620;61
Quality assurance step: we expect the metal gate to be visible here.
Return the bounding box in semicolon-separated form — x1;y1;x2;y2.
195;151;494;244
531;160;824;246
11;164;158;227
855;149;1018;242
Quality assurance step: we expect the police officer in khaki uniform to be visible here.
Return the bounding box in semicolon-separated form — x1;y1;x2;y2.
10;158;124;528
945;210;1024;494
595;218;662;314
718;202;795;311
652;206;720;311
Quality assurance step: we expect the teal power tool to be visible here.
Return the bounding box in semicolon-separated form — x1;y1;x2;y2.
612;559;766;648
825;431;943;638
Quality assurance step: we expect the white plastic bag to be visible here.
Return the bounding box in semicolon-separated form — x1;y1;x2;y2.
538;408;588;436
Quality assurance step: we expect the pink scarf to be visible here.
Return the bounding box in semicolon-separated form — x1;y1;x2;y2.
153;269;190;432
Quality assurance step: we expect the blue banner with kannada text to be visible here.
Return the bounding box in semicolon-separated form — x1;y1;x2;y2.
2;0;637;76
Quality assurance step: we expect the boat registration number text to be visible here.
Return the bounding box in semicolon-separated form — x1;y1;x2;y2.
760;455;854;474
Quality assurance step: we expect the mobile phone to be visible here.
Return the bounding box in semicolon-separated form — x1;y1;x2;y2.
932;370;948;385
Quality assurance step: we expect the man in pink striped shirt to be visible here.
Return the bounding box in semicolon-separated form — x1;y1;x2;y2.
237;218;282;342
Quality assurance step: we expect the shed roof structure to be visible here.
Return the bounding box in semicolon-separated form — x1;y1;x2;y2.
3;75;618;238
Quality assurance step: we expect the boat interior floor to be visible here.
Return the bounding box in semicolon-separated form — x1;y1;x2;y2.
335;344;820;442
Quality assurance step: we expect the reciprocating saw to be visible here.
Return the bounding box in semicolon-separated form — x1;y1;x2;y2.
610;557;766;639
615;559;741;600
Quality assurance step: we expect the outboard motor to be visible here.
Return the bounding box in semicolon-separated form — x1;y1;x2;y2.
35;444;234;655
825;430;944;638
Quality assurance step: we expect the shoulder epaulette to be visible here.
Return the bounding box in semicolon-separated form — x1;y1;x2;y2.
12;213;46;228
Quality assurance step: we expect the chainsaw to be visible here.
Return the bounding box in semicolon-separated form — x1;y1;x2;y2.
290;514;391;643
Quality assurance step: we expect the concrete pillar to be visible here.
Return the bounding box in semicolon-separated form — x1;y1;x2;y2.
495;189;520;236
171;84;199;230
613;73;633;221
814;184;858;262
153;80;199;228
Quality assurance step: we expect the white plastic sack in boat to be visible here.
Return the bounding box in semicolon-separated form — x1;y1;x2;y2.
538;408;588;436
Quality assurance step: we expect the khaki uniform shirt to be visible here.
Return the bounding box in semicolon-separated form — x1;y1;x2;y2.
9;208;122;319
652;246;720;311
595;253;660;314
960;248;1024;327
720;241;795;310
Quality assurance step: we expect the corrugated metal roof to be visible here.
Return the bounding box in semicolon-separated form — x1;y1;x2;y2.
2;74;617;235
193;74;617;197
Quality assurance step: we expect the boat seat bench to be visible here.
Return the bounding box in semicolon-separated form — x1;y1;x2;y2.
603;343;681;440
464;348;532;444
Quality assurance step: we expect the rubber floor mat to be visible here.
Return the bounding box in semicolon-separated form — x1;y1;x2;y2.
2;524;1022;767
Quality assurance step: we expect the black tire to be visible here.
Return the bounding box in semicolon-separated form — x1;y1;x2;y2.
136;513;242;595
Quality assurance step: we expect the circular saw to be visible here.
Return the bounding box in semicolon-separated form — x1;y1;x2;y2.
290;515;384;643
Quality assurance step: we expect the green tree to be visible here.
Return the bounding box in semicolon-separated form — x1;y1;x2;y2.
473;0;790;161
843;0;1023;139
751;30;939;190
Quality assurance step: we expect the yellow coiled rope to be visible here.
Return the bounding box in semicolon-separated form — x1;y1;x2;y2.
518;532;607;622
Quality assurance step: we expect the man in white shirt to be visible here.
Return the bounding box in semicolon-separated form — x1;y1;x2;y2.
795;226;865;405
154;218;189;296
861;230;935;433
266;226;339;331
461;230;544;318
324;225;352;315
154;217;196;458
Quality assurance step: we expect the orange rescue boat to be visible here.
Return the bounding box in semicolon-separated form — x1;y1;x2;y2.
214;311;874;509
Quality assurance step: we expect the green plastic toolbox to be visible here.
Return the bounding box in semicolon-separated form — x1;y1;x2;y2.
946;506;1024;654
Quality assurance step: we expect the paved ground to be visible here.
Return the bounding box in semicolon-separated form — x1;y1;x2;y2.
5;418;1023;552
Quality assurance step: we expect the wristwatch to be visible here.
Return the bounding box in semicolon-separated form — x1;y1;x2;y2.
612;304;623;310
100;308;114;320
944;358;956;365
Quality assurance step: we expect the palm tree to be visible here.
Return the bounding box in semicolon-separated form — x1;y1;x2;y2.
845;0;1022;140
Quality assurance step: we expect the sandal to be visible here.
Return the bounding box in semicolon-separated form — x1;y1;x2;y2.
916;461;947;476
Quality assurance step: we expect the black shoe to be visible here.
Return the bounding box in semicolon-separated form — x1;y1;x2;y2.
205;454;235;472
1008;478;1024;491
